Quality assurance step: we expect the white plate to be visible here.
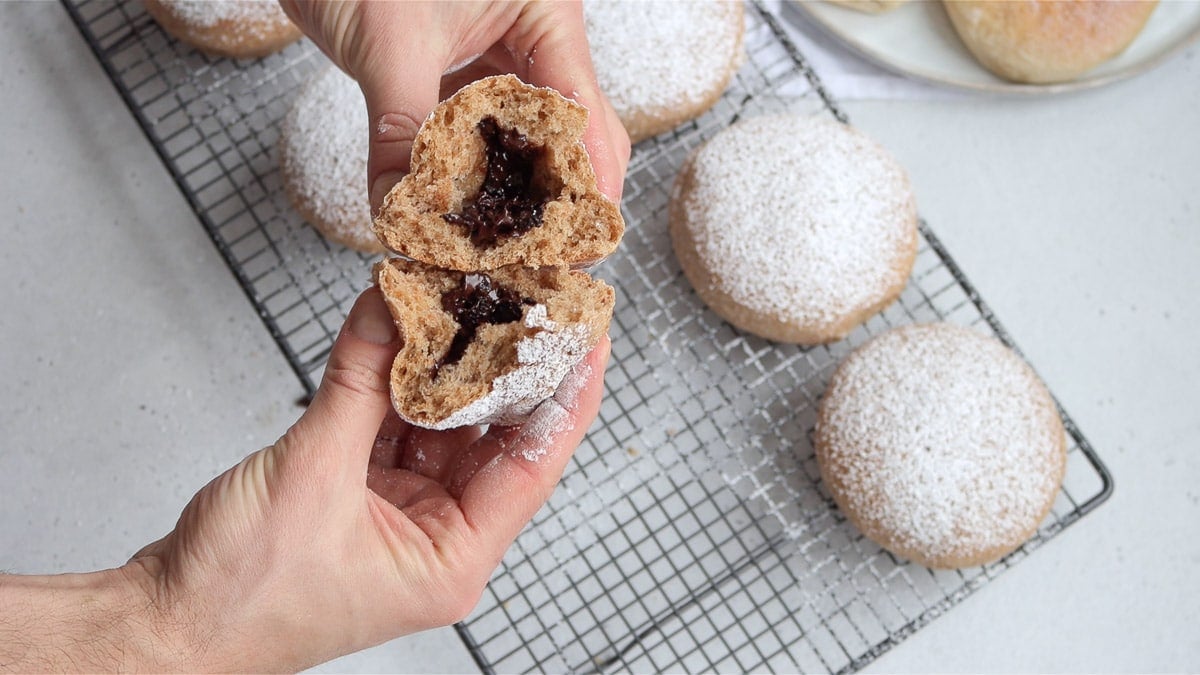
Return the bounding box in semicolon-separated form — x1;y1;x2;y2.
787;0;1200;94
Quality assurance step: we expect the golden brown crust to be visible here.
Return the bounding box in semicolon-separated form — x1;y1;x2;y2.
668;115;917;346
814;324;1068;569
583;1;745;143
144;0;302;59
281;158;384;254
943;0;1159;84
373;75;625;271
278;68;384;255
620;73;732;144
670;154;915;345
373;259;613;430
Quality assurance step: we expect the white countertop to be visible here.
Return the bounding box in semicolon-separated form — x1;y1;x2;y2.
2;1;1197;672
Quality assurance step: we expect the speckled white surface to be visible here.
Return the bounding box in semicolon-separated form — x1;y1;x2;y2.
1;0;1197;672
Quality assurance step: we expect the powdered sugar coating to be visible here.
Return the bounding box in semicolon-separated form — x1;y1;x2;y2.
280;67;381;253
515;361;592;462
583;0;743;138
159;0;290;29
815;323;1067;568
425;305;592;431
673;114;916;342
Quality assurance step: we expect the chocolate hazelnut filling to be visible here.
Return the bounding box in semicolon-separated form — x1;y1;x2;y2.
436;273;535;376
443;117;550;247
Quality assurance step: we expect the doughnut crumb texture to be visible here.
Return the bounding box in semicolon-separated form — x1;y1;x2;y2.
669;114;917;345
583;0;745;142
144;0;302;59
374;75;624;271
815;323;1067;569
279;67;382;254
374;259;613;430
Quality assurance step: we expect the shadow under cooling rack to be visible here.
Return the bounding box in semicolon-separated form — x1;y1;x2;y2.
62;0;1112;672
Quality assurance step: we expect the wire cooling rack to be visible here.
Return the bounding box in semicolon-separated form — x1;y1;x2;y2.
65;1;1112;672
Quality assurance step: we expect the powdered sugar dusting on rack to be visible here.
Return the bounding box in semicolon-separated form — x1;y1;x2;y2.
816;323;1067;566
584;0;743;115
279;67;378;252
677;113;916;332
429;304;592;431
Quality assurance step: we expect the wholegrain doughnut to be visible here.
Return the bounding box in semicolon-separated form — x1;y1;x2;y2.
279;67;382;254
373;75;622;429
374;260;613;430
669;114;917;345
374;75;624;272
144;0;301;59
815;323;1067;569
582;0;744;143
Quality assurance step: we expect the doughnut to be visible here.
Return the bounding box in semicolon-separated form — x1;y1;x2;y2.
279;67;382;254
144;0;302;60
943;0;1159;84
582;0;744;143
374;75;625;272
669;114;917;345
374;260;613;430
815;323;1068;569
372;75;621;429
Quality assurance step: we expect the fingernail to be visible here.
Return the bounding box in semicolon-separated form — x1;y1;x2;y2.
375;113;418;141
349;290;397;345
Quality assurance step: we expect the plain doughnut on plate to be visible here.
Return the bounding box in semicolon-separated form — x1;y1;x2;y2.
944;0;1159;84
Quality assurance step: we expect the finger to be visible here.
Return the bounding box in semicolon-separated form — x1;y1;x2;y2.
446;336;611;500
366;465;444;512
454;336;610;557
350;6;450;214
400;425;485;485
438;51;505;100
365;467;473;567
288;287;399;480
507;3;629;202
369;411;413;469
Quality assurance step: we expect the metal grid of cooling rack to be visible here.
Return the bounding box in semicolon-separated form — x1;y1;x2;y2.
65;1;1112;672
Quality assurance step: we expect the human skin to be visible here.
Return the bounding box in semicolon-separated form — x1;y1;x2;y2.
0;290;611;671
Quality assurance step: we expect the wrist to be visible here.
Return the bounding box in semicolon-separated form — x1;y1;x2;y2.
0;562;181;671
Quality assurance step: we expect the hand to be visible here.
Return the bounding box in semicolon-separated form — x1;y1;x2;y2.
0;289;609;671
279;0;631;212
135;287;608;670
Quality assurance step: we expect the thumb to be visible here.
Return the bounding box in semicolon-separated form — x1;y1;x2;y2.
363;82;440;216
507;2;630;203
279;1;445;214
358;49;445;214
288;287;399;476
